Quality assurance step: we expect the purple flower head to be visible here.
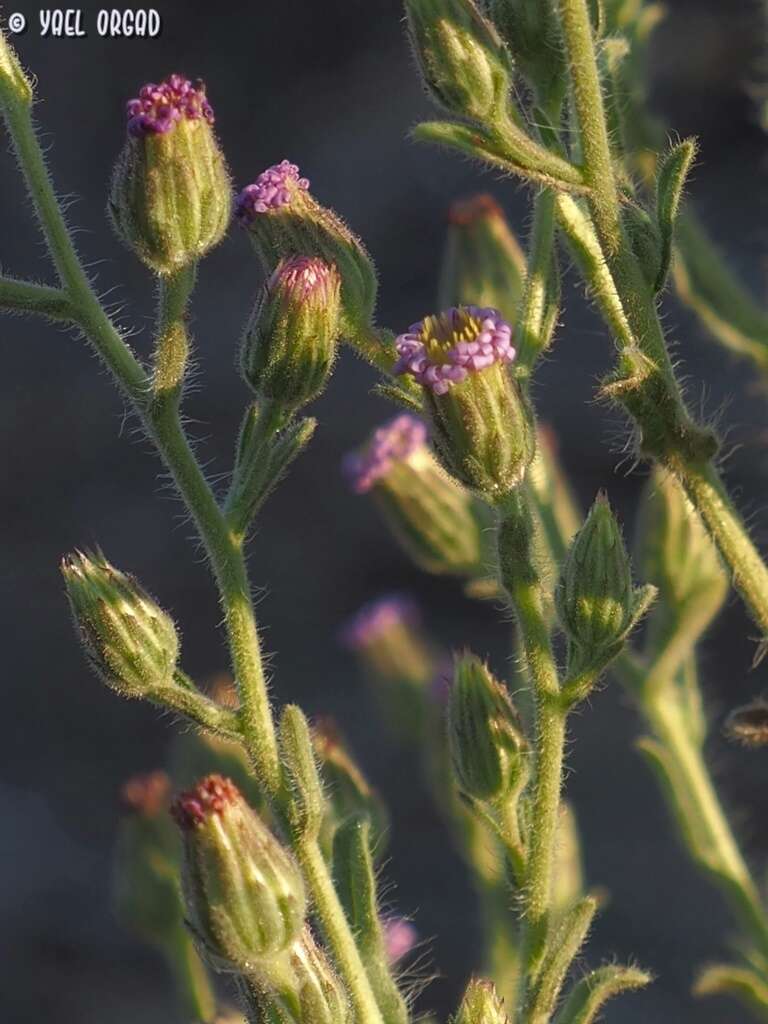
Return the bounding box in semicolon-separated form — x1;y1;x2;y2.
339;594;420;651
342;414;428;494
126;74;214;138
268;254;335;302
395;306;515;396
383;917;418;964
235;161;310;224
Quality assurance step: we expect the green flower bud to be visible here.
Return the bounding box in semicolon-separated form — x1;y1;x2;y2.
396;306;536;500
110;75;231;275
453;978;510;1024
343;413;492;578
488;0;567;118
405;0;513;124
61;550;179;697
291;927;351;1024
557;493;652;669
236;161;377;341
279;705;326;842
636;467;727;614
114;772;182;945
172;775;306;971
448;652;527;802
241;255;342;411
438;195;526;324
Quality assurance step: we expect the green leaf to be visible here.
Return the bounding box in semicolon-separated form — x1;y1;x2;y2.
333;817;410;1024
412;120;588;194
694;963;768;1021
526;896;598;1022
654;137;697;292
554;964;652;1023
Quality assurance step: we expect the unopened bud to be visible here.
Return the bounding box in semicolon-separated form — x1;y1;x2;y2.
557;494;654;670
172;775;305;971
340;595;436;741
114;771;182;945
724;700;768;748
279;706;326;841
439;195;526;322
404;0;513;123
395;306;535;499
637;468;727;613
343;413;491;577
235;160;377;339
110;75;231;275
488;0;567;117
241;255;342;410
448;652;527;802
291;926;351;1024
61;550;179;697
383;917;418;964
454;978;510;1024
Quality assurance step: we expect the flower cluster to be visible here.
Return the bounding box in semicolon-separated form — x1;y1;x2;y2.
342;414;428;493
395;305;515;395
267;254;333;300
171;774;240;830
235;160;310;222
126;74;214;137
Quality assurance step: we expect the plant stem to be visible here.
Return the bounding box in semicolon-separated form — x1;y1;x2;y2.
497;490;568;991
555;0;622;254
2;95;282;796
298;838;386;1024
0;276;75;320
516;189;559;380
166;923;216;1023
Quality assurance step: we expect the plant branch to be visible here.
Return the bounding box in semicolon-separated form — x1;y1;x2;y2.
0;276;75;321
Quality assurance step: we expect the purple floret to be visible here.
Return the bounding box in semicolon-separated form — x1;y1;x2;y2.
126;74;214;138
395;306;516;396
339;594;420;650
235;161;310;224
342;414;427;494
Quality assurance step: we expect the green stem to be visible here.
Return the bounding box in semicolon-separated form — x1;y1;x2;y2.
153;265;197;403
0;276;75;321
297;838;386;1024
165;923;216;1023
497;491;568;991
2;96;281;796
555;0;622;253
516;189;559;380
644;685;768;961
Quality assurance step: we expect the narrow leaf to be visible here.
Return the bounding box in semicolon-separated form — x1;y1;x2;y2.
526;895;598;1022
554;964;652;1024
694;963;768;1021
654;137;697;292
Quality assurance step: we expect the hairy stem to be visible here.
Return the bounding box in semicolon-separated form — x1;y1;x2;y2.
498;490;568;993
0;276;75;321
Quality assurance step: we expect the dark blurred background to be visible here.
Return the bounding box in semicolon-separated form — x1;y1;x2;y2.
2;0;767;1020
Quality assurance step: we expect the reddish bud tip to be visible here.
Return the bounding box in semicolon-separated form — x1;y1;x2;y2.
448;193;503;226
121;770;171;816
171;774;241;830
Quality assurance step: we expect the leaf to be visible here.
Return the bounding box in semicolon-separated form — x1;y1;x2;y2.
694;963;768;1021
412;120;589;194
554;964;652;1024
526;896;598;1022
654;137;697;292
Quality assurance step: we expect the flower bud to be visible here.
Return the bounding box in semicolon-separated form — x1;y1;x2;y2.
235;161;377;338
291;927;351;1024
110;75;231;275
61;550;179;697
488;0;567;117
438;195;526;323
395;306;535;499
724;699;768;748
172;775;306;971
114;772;182;945
340;595;436;742
556;494;650;669
454;978;510;1024
241;255;342;410
404;0;513;124
448;652;527;802
636;467;727;614
343;413;491;578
